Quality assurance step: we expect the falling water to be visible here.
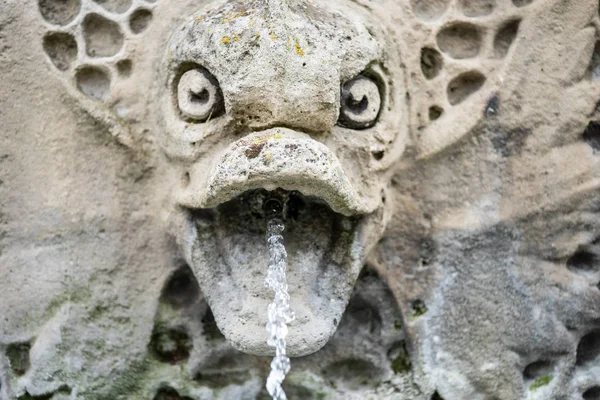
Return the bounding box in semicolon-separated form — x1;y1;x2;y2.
264;198;295;400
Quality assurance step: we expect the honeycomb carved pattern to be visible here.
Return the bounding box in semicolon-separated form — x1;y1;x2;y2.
586;0;600;82
563;236;600;397
38;0;157;104
93;0;132;14
39;0;81;26
409;0;532;134
588;41;600;82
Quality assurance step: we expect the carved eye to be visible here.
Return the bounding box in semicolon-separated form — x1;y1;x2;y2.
177;67;224;122
338;74;382;130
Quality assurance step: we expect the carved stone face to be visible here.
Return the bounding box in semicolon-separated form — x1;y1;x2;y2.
160;0;407;356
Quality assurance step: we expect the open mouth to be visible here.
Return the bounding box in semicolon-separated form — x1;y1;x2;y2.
185;188;368;356
175;129;385;356
193;189;362;285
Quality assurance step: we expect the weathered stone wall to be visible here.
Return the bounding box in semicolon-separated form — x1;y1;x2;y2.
1;0;600;399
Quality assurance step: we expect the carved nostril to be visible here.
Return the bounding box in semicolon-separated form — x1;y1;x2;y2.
372;150;385;160
181;171;190;187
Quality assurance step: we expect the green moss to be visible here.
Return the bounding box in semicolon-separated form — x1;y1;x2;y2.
149;326;192;364
88;304;110;321
529;375;552;391
394;319;402;330
388;340;412;374
45;288;93;317
88;358;152;400
391;351;411;374
6;342;31;376
155;302;182;322
410;300;428;319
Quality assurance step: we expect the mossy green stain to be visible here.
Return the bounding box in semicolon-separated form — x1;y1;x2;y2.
6;342;31;376
46;287;92;313
390;342;412;374
410;299;428;320
149;326;192;364
529;375;552;391
391;352;412;374
88;304;110;321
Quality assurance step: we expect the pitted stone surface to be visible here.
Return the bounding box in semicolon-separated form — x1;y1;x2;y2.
1;0;600;399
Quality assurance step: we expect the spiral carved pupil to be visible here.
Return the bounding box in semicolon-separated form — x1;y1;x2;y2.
346;94;369;113
337;74;382;130
189;88;209;105
176;67;224;122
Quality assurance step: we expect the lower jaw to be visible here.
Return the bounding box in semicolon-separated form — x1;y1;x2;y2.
182;189;374;356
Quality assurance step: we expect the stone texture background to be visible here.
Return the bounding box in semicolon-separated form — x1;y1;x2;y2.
1;0;600;399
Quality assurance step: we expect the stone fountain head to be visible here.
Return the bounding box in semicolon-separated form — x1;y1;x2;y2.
160;0;407;356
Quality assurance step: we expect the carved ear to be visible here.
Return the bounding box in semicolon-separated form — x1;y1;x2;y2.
383;0;600;159
38;0;207;149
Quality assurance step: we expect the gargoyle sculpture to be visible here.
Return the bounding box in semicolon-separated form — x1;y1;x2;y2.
1;0;600;398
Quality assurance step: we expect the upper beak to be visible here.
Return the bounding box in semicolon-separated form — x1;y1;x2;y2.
177;128;372;216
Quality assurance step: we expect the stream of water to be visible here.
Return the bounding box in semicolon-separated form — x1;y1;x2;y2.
264;200;295;400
